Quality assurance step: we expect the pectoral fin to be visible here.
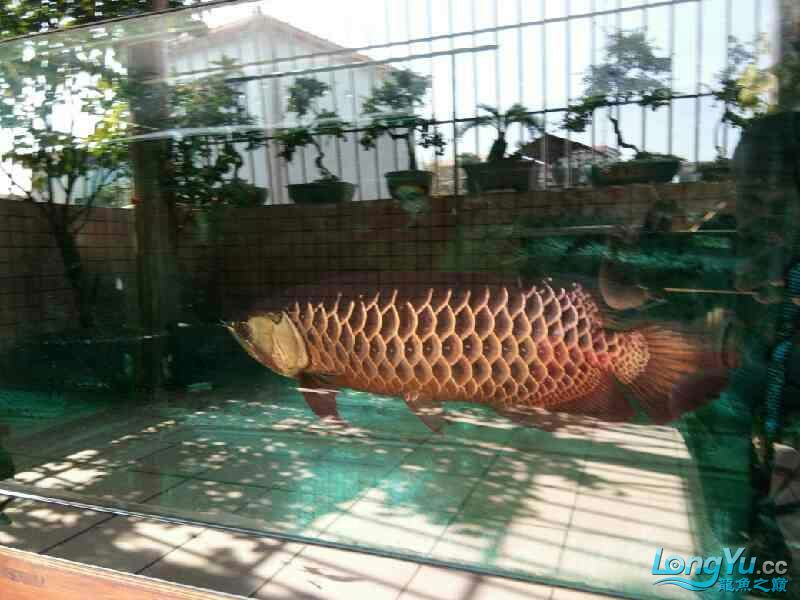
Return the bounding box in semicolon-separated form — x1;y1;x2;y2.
404;394;447;433
298;374;343;423
599;259;650;311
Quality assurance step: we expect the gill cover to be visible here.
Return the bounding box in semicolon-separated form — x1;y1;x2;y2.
227;312;309;377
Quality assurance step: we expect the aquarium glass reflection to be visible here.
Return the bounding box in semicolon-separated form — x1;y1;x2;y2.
0;0;798;597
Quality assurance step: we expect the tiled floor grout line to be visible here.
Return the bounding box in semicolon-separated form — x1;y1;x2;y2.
38;511;116;555
379;449;506;599
132;524;211;577
37;464;194;558
550;443;591;583
390;563;423;600
245;449;437;599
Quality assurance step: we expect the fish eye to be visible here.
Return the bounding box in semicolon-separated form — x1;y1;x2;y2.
268;313;282;324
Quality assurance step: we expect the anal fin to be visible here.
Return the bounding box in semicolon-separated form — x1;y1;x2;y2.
404;394;447;433
548;375;635;423
498;407;580;432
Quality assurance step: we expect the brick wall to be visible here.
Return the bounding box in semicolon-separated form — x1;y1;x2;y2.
0;200;137;349
215;183;735;314
0;182;734;347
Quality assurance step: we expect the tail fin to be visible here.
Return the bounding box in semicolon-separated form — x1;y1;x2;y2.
613;321;735;424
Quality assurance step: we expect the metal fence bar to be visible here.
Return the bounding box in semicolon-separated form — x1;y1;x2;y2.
694;0;703;164
494;0;501;109
449;0;458;196
427;0;439;193
722;0;732;157
565;0;572;186
668;0;675;155
386;0;400;172
348;66;364;201
288;31;308;185
471;0;479;161
451;50;459;197
267;27;287;203
615;0;622;157
253;32;275;204
540;2;548;188
367;36;381;200
641;1;648;152
231;29;257;186
517;0;524;138
591;0;597;166
329;55;344;183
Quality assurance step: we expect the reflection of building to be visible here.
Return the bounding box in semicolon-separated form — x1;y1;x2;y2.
169;8;404;203
519;134;618;187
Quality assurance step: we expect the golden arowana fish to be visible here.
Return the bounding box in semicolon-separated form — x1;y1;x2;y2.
226;273;729;431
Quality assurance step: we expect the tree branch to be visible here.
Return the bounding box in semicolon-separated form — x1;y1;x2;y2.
607;113;640;155
68;167;122;234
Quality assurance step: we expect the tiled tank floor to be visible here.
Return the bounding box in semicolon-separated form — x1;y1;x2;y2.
0;378;790;598
0;497;614;600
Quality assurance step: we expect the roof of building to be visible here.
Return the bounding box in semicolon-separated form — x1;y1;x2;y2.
169;8;378;70
519;134;616;163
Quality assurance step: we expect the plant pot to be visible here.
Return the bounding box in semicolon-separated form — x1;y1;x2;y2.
287;181;356;204
462;159;538;194
384;170;434;200
590;157;682;186
697;159;733;182
219;180;269;206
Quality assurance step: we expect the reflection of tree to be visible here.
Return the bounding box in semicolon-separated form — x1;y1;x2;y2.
154;57;267;217
0;42;130;328
0;1;183;38
360;69;445;171
564;30;673;159
0;40;265;328
276;77;349;183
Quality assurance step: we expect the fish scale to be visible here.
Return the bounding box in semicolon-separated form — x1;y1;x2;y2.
283;281;633;415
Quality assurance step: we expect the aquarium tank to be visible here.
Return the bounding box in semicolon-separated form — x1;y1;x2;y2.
0;0;798;598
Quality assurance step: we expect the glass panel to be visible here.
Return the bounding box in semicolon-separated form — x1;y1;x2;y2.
0;0;798;597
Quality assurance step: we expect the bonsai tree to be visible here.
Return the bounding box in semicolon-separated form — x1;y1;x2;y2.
455;104;544;193
563;30;673;159
457;103;542;161
359;68;446;172
276;77;349;183
161;56;267;213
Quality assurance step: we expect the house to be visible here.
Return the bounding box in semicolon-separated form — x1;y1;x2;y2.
518;134;619;187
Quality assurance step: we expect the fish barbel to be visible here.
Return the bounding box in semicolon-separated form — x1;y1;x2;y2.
227;274;728;430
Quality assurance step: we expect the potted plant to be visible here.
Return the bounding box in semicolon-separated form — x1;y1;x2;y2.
360;68;446;200
563;30;682;185
276;77;355;203
457;103;543;193
699;36;771;181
